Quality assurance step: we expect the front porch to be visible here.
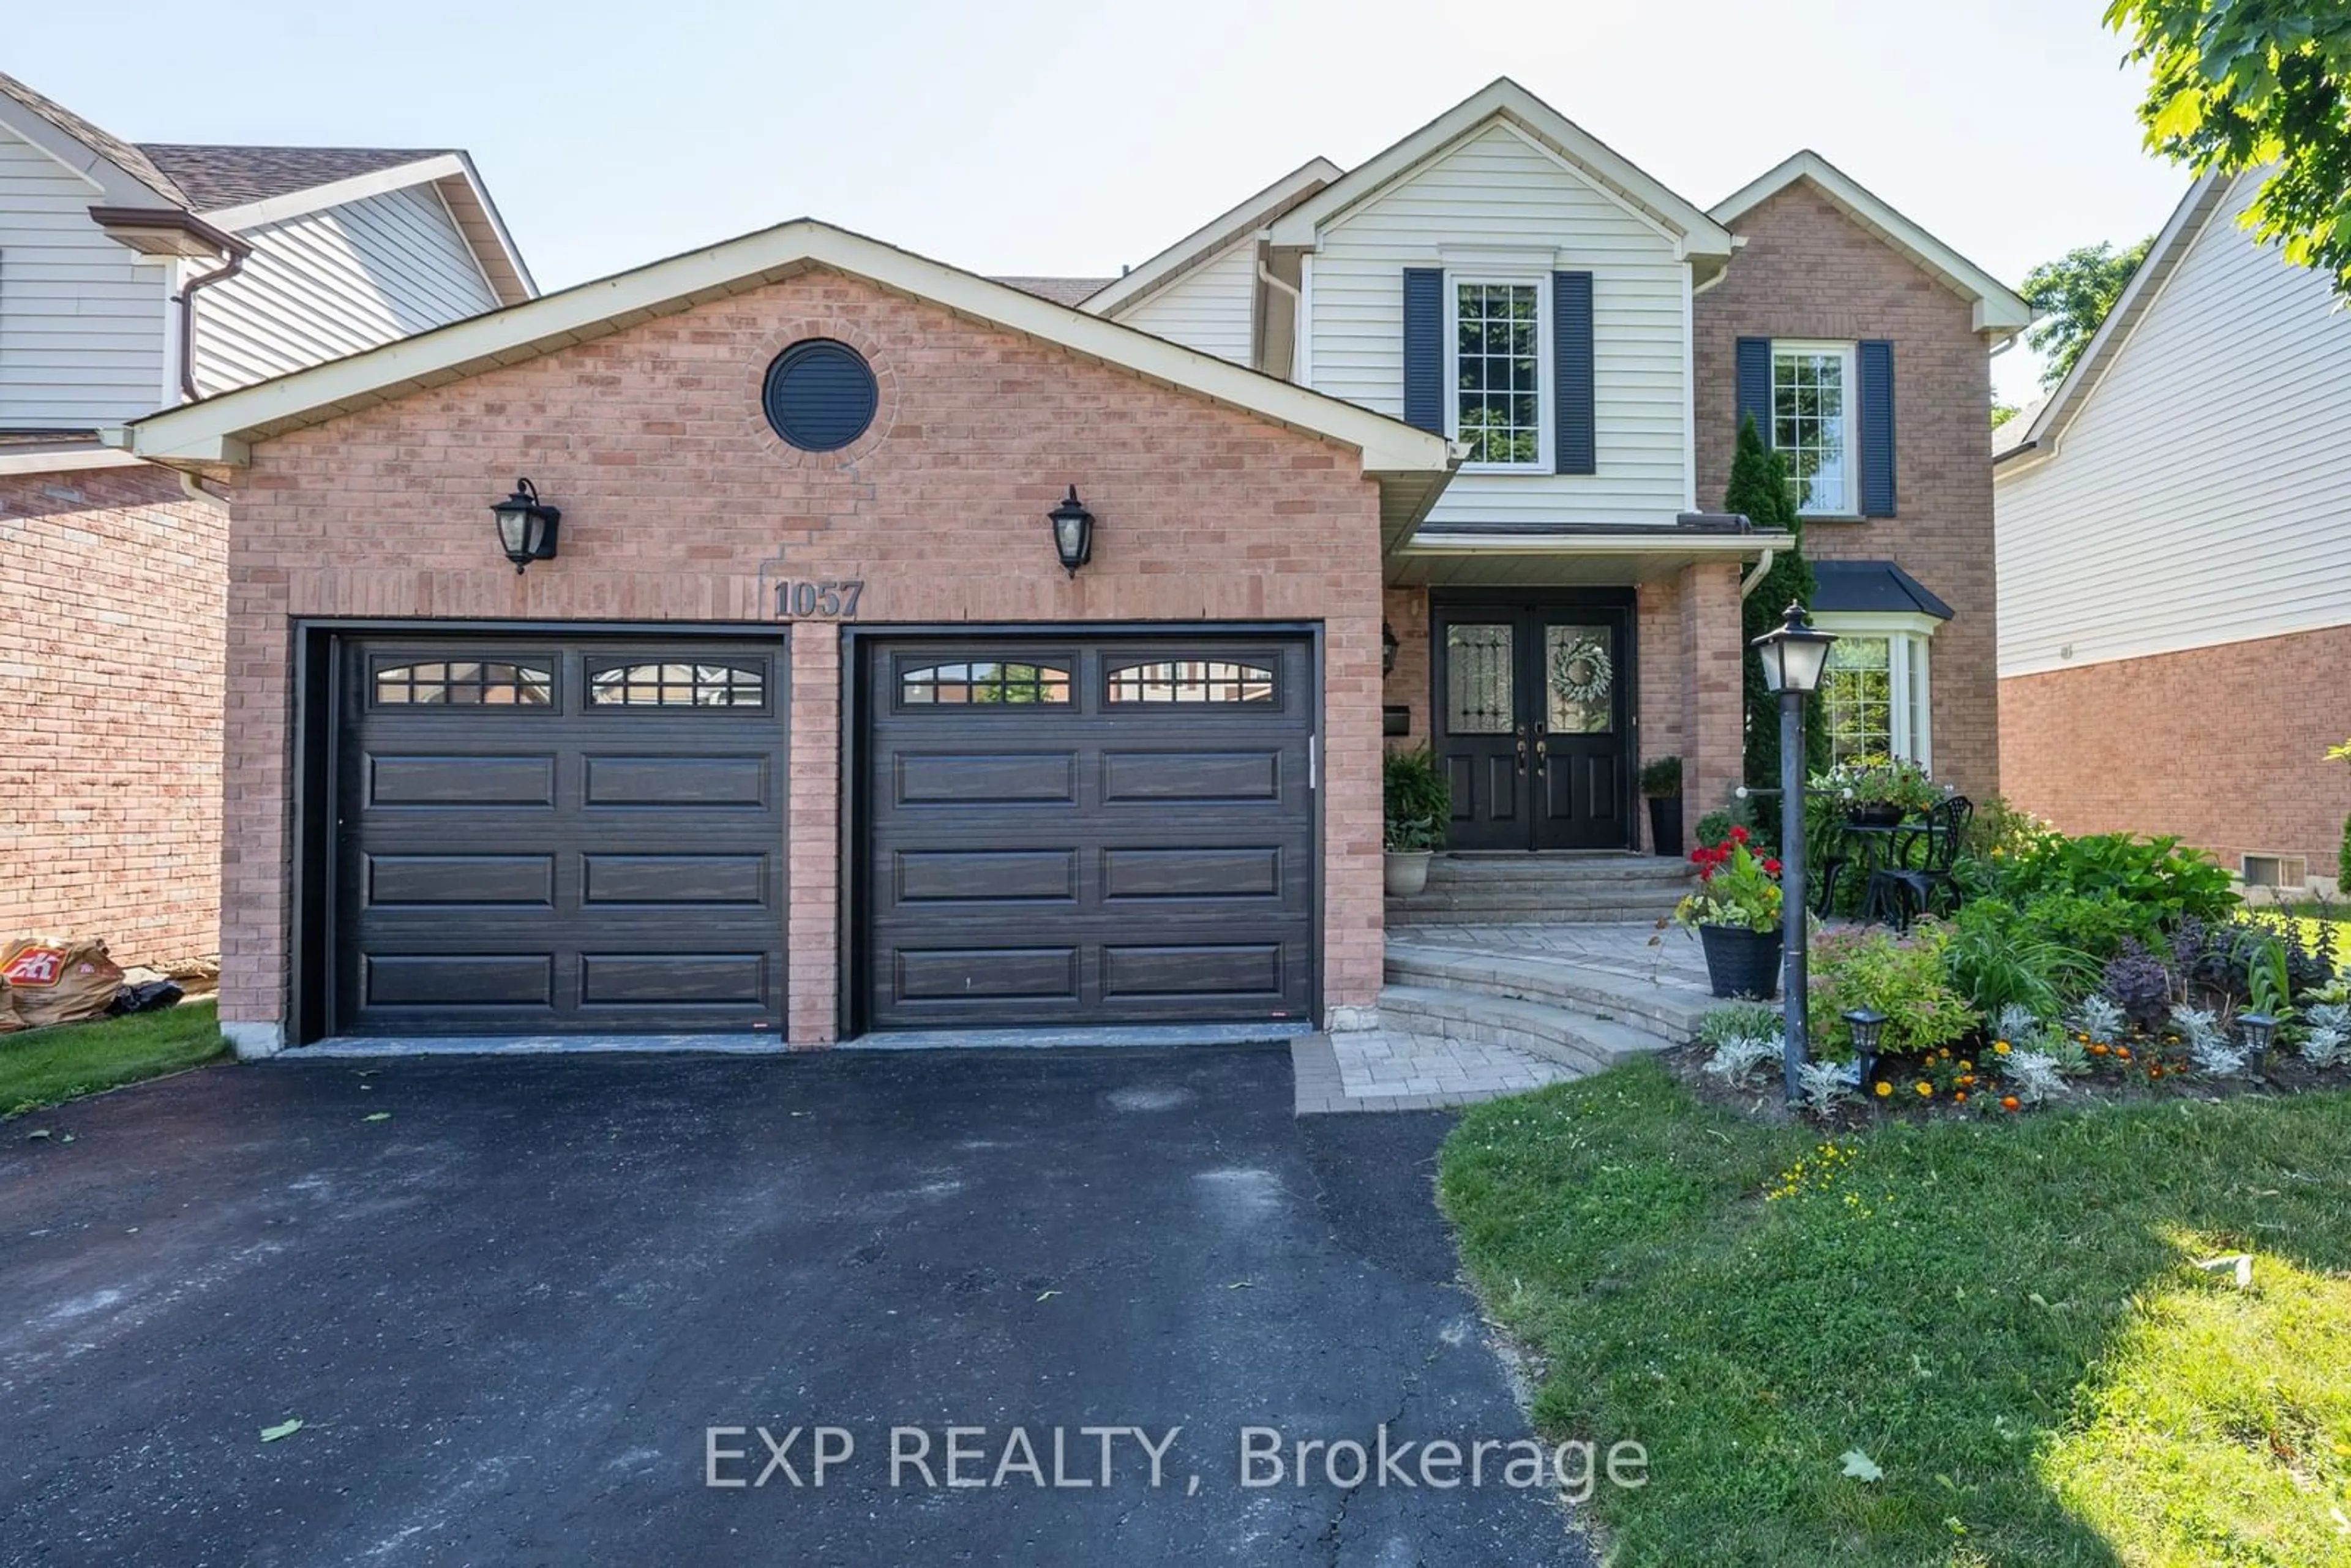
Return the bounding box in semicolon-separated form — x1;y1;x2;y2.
1381;520;1777;854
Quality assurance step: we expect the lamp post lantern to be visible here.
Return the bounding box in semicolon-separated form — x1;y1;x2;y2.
1750;601;1837;1104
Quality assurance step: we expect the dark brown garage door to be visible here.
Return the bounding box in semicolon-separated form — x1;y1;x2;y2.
332;637;787;1035
860;634;1317;1031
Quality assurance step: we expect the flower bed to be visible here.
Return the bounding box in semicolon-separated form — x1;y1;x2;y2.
1684;816;2350;1122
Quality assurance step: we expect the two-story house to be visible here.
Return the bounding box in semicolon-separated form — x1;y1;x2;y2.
114;79;2019;1057
0;72;531;969
1995;169;2351;893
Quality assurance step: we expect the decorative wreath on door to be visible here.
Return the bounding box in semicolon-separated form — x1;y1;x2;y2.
1548;637;1613;704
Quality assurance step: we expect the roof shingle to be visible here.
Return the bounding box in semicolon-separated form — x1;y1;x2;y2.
136;144;451;213
0;71;190;204
991;276;1116;308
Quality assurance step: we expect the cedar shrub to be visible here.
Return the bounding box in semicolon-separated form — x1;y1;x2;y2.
1724;414;1825;810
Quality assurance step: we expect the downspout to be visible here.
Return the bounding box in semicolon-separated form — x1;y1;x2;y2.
1739;547;1777;598
178;470;230;512
174;235;253;403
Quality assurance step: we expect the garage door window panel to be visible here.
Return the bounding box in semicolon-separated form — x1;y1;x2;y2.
372;658;553;708
897;659;1072;708
1104;659;1277;705
587;660;768;710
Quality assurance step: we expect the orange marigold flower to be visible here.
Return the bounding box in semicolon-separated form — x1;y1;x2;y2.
2001;1096;2022;1112
2090;1043;2109;1056
1954;1091;1968;1103
2115;1047;2133;1060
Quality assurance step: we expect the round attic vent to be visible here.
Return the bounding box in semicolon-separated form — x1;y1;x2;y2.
762;339;879;452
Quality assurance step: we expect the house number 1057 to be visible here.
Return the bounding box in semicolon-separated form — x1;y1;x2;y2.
776;580;864;619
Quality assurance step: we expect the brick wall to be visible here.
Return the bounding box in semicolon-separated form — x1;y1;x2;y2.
1695;180;2001;801
219;270;1389;1044
1381;586;1431;748
2003;628;2351;880
0;463;225;967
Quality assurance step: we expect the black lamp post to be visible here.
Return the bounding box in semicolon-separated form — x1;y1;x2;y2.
1049;486;1095;577
1750;601;1837;1103
490;478;560;572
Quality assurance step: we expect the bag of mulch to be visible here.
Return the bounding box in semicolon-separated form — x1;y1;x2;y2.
0;936;126;1031
108;979;184;1016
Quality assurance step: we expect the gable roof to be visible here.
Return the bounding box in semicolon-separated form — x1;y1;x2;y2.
1993;170;2232;467
0;70;188;205
1083;157;1343;317
1710;150;2031;339
138;143;449;212
1265;79;1733;262
118;217;1461;548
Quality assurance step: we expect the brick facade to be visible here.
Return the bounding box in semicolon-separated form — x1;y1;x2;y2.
2002;628;2351;882
1;463;225;967
1695;180;2002;801
217;270;1388;1048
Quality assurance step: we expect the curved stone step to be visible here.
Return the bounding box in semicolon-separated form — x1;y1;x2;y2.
1383;942;1711;1044
1376;984;1674;1079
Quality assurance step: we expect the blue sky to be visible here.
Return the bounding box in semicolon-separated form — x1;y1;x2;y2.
11;0;2186;405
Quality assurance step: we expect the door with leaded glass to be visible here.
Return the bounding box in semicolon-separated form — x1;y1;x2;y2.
1432;595;1633;852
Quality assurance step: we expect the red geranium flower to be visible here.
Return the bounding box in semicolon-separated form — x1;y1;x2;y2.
1729;826;1749;844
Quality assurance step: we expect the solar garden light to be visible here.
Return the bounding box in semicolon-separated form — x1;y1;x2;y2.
2238;1011;2278;1071
1842;1008;1888;1078
490;478;560;572
1750;601;1837;1104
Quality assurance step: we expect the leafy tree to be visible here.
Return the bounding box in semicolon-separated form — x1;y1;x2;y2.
1991;399;2020;429
1724;414;1824;805
2109;1;2351;296
2019;238;2153;388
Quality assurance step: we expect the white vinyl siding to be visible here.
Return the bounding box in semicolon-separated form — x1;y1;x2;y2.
1996;171;2351;677
1304;122;1690;528
0;126;170;429
1111;234;1254;363
193;182;498;394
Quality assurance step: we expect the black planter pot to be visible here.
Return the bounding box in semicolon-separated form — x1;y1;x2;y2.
1646;794;1684;858
1697;924;1783;1000
1846;802;1903;828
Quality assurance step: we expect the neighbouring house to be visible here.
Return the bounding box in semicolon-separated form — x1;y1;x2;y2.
114;78;2021;1057
1995;170;2351;895
0;72;532;968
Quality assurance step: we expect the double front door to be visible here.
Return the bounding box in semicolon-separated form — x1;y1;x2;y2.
1432;595;1633;852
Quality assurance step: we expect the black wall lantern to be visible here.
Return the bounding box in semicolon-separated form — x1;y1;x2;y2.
491;478;560;572
1382;621;1400;676
1049;486;1094;578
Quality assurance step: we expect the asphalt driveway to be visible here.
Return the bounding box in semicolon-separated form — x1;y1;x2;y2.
0;1045;1583;1564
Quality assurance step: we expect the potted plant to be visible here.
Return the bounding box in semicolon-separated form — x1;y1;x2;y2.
1383;746;1450;896
1674;828;1785;999
1639;755;1684;858
1824;755;1942;827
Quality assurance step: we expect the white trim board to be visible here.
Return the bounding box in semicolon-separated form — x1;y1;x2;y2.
1084;157;1341;317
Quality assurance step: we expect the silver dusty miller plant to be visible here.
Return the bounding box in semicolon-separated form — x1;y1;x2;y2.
2001;1049;2069;1106
2070;994;2127;1048
1794;1059;1858;1116
1994;1002;2043;1045
1704;1032;1783;1086
2301;1001;2350;1070
2172;1004;2247;1076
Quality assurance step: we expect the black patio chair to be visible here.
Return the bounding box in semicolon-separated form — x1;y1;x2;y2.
1861;795;1973;930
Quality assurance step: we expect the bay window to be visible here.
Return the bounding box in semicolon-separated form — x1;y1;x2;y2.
1812;612;1933;768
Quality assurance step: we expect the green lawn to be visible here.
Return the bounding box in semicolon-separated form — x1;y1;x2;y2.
1439;1059;2351;1567
2;1000;226;1117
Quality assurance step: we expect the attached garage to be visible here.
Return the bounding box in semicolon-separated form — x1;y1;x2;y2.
857;632;1318;1032
332;637;788;1035
125;222;1453;1056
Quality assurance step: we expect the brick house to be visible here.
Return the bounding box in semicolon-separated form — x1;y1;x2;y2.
1996;170;2351;891
0;72;530;967
119;79;2023;1056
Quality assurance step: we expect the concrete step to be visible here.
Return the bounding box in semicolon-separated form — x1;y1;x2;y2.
1390;854;1696;925
1385;891;1687;924
1420;854;1695;885
1382;942;1711;1045
1376;984;1673;1079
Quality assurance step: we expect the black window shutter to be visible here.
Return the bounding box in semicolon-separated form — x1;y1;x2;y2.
1735;337;1772;446
1858;339;1895;516
1552;271;1595;475
1402;268;1445;433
